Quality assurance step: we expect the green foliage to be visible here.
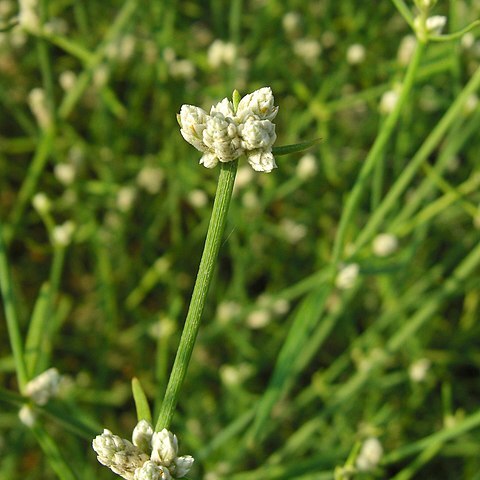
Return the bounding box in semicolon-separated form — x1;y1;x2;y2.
1;0;480;479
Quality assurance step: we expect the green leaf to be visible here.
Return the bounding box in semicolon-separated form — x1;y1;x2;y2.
132;377;152;423
24;282;52;379
272;138;321;156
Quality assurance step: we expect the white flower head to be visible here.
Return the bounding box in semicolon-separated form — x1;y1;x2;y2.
132;420;154;453
335;263;359;290
93;429;149;480
52;221;75;247
25;368;61;405
236;87;278;122
296;153;317;179
178;105;209;152
93;423;193;479
239;117;276;150
409;358;431;382
246;150;277;173
356;437;383;472
19;404;37;427
28;88;52;130
346;43;366;65
179;87;279;172
372;233;398;257
425;15;447;34
32;192;51;214
151;429;178;466
207;40;237;68
172;455;195;478
379;90;399;115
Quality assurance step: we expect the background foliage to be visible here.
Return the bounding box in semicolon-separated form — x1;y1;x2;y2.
1;0;480;479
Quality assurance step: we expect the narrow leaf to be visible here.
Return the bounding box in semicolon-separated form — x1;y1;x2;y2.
272;138;321;156
132;377;152;423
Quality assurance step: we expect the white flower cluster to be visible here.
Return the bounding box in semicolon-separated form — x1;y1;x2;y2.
178;87;278;173
25;367;61;405
92;421;194;480
356;437;383;472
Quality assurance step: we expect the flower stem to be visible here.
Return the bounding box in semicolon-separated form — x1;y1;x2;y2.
155;160;238;431
0;220;28;391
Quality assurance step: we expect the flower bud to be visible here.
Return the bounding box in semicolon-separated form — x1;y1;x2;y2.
246;150;277;173
25;368;61;405
179;105;209;152
236;87;278;121
151;429;178;466
132;420;153;453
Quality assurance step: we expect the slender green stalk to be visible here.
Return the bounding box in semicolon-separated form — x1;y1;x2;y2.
0;221;28;391
353;63;480;252
5;128;55;245
155;160;238;431
330;40;425;270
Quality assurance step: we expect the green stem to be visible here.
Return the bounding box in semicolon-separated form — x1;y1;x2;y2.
155;160;238;431
0;221;28;391
353;62;480;252
330;40;426;269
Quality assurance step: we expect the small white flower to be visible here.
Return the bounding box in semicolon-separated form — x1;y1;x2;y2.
425;15;447;34
52;221;75;247
296;153;317;179
379;90;399;115
137;166;164;194
292;38;322;64
463;93;478;115
207;40;237;68
187;189;209;208
19;404;37;427
93;429;149;480
272;298;290;315
203;113;243;162
151;429;178;466
28;88;52;130
246;309;271;329
117;186;137;212
346;43;366;65
236;87;278;122
132;420;154;453
216;300;241;324
335;263;359;290
59;70;77;91
32;192;51;214
169;59;195;80
409;358;431;382
25;368;61;405
18;0;40;31
282;11;302;36
239;117;276;150
356;437;383;472
172;455;195;478
397;35;416;66
178;105;209;152
461;32;475;49
372;233;398;257
246;150;277;173
54;163;76;186
280;218;307;244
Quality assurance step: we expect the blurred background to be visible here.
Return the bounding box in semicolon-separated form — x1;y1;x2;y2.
1;0;480;478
